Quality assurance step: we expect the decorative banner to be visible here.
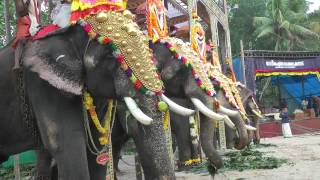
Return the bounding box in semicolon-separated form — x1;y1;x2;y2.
146;0;168;41
208;40;221;71
191;22;206;62
188;0;207;63
245;55;320;91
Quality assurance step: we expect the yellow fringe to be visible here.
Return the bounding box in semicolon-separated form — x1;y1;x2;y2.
163;110;169;130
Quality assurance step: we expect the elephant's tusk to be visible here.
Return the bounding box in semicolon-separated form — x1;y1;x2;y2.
222;115;236;129
245;125;257;131
161;94;195;116
252;109;263;118
124;97;153;125
217;105;239;117
190;98;224;121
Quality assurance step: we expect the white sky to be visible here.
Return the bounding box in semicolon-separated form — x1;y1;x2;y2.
308;0;320;12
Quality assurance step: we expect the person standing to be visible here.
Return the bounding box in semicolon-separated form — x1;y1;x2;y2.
280;106;292;138
311;96;320;117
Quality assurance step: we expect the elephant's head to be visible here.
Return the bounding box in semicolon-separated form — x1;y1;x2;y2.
236;83;263;144
150;37;236;170
22;14;175;178
205;63;253;150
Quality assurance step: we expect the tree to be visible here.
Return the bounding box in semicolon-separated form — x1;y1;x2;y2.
4;0;11;45
228;0;269;55
253;0;319;51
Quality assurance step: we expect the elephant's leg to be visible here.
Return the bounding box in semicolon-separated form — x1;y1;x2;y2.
35;149;53;180
111;118;130;174
170;112;192;170
253;118;260;144
225;126;235;149
26;72;90;180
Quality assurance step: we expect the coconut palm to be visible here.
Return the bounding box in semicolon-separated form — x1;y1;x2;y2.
253;0;319;51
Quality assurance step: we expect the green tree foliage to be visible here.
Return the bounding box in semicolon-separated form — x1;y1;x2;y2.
253;0;318;51
0;1;51;48
228;0;270;55
228;0;320;53
0;0;17;47
303;9;320;51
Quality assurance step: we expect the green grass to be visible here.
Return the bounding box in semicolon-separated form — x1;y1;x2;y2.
0;164;35;179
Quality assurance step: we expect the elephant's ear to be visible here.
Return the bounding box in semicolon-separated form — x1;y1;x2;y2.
239;86;254;104
23;39;84;95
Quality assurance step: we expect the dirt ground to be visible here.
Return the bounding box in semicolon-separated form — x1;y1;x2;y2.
117;133;320;180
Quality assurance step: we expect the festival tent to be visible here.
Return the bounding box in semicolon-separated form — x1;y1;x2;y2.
233;51;320;113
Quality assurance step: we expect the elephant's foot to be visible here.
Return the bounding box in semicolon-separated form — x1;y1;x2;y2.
253;139;260;145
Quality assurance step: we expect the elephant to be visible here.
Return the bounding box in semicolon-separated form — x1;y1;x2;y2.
236;83;263;144
25;36;252;179
0;21;178;179
111;37;253;176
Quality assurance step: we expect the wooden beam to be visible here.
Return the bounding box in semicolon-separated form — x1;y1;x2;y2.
169;15;189;26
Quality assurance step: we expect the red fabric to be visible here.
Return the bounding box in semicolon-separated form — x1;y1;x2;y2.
12;16;31;49
259;118;320;138
32;24;61;40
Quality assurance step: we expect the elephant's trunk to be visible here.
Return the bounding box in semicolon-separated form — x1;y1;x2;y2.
132;94;175;179
231;113;249;150
199;113;223;169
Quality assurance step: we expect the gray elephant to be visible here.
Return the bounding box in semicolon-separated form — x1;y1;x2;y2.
112;37;253;176
236;83;263;144
0;12;178;179
29;36;250;179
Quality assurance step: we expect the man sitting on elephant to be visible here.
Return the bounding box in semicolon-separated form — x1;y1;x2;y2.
13;0;41;69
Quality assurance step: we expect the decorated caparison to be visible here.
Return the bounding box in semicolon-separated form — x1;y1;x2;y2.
79;11;163;95
70;0;163;95
156;37;216;97
205;63;247;115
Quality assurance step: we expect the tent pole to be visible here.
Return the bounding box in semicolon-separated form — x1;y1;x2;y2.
302;76;305;99
240;40;246;86
278;77;282;106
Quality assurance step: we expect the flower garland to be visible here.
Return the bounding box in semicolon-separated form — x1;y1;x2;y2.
79;20;163;97
152;39;216;97
83;91;113;145
183;158;201;166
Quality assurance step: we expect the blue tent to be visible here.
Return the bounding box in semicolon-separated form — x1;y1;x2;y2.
232;57;244;83
270;75;320;113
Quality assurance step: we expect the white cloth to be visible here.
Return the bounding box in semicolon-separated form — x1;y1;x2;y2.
282;123;292;138
28;0;41;36
51;3;71;28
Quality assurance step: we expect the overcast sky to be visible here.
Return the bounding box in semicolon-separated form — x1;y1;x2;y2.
308;0;320;12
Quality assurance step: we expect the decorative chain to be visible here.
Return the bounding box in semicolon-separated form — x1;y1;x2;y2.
17;68;41;147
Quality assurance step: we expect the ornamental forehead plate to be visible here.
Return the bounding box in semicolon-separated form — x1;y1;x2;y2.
163;37;214;93
85;11;163;92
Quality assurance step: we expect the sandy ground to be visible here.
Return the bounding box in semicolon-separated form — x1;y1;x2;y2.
117;133;320;180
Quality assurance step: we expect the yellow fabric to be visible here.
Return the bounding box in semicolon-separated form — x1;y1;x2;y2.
163;110;170;130
191;22;206;63
71;0;127;11
147;0;168;40
255;71;320;79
